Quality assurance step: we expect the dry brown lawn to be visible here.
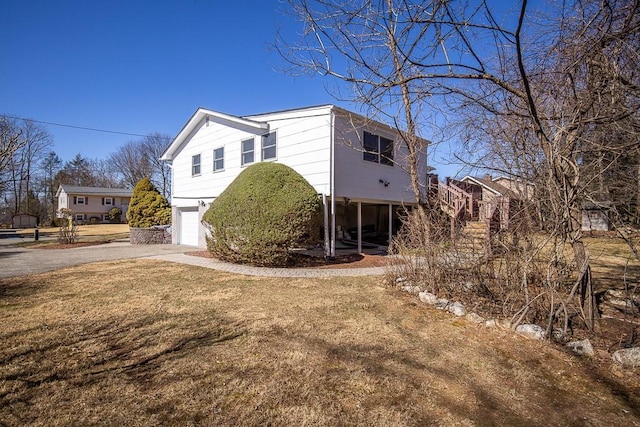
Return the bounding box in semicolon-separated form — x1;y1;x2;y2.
16;223;129;237
1;259;639;426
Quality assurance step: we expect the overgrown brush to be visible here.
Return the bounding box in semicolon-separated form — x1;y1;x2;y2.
387;207;584;338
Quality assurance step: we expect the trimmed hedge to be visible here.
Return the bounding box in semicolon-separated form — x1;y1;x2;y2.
203;162;321;266
126;178;172;228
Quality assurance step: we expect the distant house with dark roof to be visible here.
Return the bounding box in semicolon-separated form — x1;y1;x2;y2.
56;185;132;223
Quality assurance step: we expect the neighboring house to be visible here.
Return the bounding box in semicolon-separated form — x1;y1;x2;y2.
438;174;531;234
161;105;429;253
56;185;132;223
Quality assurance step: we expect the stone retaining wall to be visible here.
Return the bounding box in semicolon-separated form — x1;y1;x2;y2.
129;227;171;244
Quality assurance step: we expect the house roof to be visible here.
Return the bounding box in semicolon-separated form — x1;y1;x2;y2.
161;107;270;161
461;175;518;198
56;185;132;198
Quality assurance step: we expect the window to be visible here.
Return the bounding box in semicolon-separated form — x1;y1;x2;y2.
261;132;277;160
74;196;87;205
102;214;110;222
241;138;254;165
75;214;85;222
102;197;114;205
192;154;201;176
363;131;394;166
213;147;224;171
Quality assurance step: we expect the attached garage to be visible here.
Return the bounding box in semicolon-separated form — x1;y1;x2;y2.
179;208;200;246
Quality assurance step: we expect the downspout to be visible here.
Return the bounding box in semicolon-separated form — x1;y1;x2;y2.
330;108;336;258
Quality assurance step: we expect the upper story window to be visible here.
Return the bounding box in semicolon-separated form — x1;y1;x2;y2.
74;196;87;205
213;147;224;171
241;138;254;166
102;197;114;205
261;132;277;160
192;154;201;176
363;131;394;166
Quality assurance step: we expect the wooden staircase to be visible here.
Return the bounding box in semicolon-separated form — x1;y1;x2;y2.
435;180;508;257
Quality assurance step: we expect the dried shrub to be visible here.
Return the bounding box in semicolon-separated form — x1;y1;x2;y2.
57;208;78;244
387;207;577;335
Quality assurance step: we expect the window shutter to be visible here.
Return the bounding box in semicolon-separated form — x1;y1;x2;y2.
73;196;77;204
102;197;105;205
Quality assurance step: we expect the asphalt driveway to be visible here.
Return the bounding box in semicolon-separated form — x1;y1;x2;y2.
0;241;195;279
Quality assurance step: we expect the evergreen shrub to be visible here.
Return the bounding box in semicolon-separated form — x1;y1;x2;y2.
126;178;172;228
203;162;321;266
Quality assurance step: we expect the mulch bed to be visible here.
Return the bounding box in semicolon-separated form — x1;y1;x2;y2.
187;251;389;269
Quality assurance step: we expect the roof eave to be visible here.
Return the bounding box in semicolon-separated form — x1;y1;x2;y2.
161;107;269;161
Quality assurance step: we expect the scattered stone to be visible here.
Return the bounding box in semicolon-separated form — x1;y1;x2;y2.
463;281;476;291
552;328;565;341
466;312;485;324
448;302;467;317
515;324;546;340
602;290;640;314
566;339;595;357
612;347;640;368
496;319;512;329
401;284;421;295
395;277;407;283
418;291;438;305
606;289;627;299
485;319;498;328
434;298;450;310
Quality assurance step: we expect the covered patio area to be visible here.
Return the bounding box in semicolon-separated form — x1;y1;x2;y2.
320;196;414;257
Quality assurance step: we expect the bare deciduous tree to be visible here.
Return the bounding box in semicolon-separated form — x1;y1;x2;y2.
282;0;640;330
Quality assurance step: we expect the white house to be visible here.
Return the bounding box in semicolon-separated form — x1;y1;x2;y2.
161;105;429;255
56;185;132;223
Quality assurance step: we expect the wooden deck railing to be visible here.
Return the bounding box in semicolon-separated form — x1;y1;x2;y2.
438;182;474;219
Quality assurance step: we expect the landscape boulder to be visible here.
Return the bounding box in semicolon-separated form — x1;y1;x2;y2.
515;324;546;340
566;339;595;357
612;347;640;368
447;302;467;317
418;291;438;305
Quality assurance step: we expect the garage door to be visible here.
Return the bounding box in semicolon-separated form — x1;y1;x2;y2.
180;209;200;246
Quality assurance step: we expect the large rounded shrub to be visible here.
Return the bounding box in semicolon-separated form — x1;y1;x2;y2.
127;177;172;228
203;162;321;266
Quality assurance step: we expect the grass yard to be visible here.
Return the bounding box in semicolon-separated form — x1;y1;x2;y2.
1;259;639;426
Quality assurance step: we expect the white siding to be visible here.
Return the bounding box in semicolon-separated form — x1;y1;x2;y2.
332;113;425;204
170;109;333;208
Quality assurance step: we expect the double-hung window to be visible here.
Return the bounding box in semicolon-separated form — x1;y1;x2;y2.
213;147;224;171
241;138;254;165
261;132;277;160
192;154;201;176
102;197;114;205
74;196;87;205
363;131;394;166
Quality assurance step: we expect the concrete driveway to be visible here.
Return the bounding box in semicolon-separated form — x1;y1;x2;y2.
0;241;195;279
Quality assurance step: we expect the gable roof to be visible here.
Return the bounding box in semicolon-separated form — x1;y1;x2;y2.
461;175;518;198
161;107;270;161
56;185;132;198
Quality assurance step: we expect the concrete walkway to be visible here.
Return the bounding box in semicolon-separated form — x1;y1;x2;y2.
0;241;386;279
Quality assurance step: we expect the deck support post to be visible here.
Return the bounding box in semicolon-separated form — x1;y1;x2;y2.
357;201;362;254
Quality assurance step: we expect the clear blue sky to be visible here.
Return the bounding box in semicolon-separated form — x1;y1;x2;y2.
0;0;462;177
